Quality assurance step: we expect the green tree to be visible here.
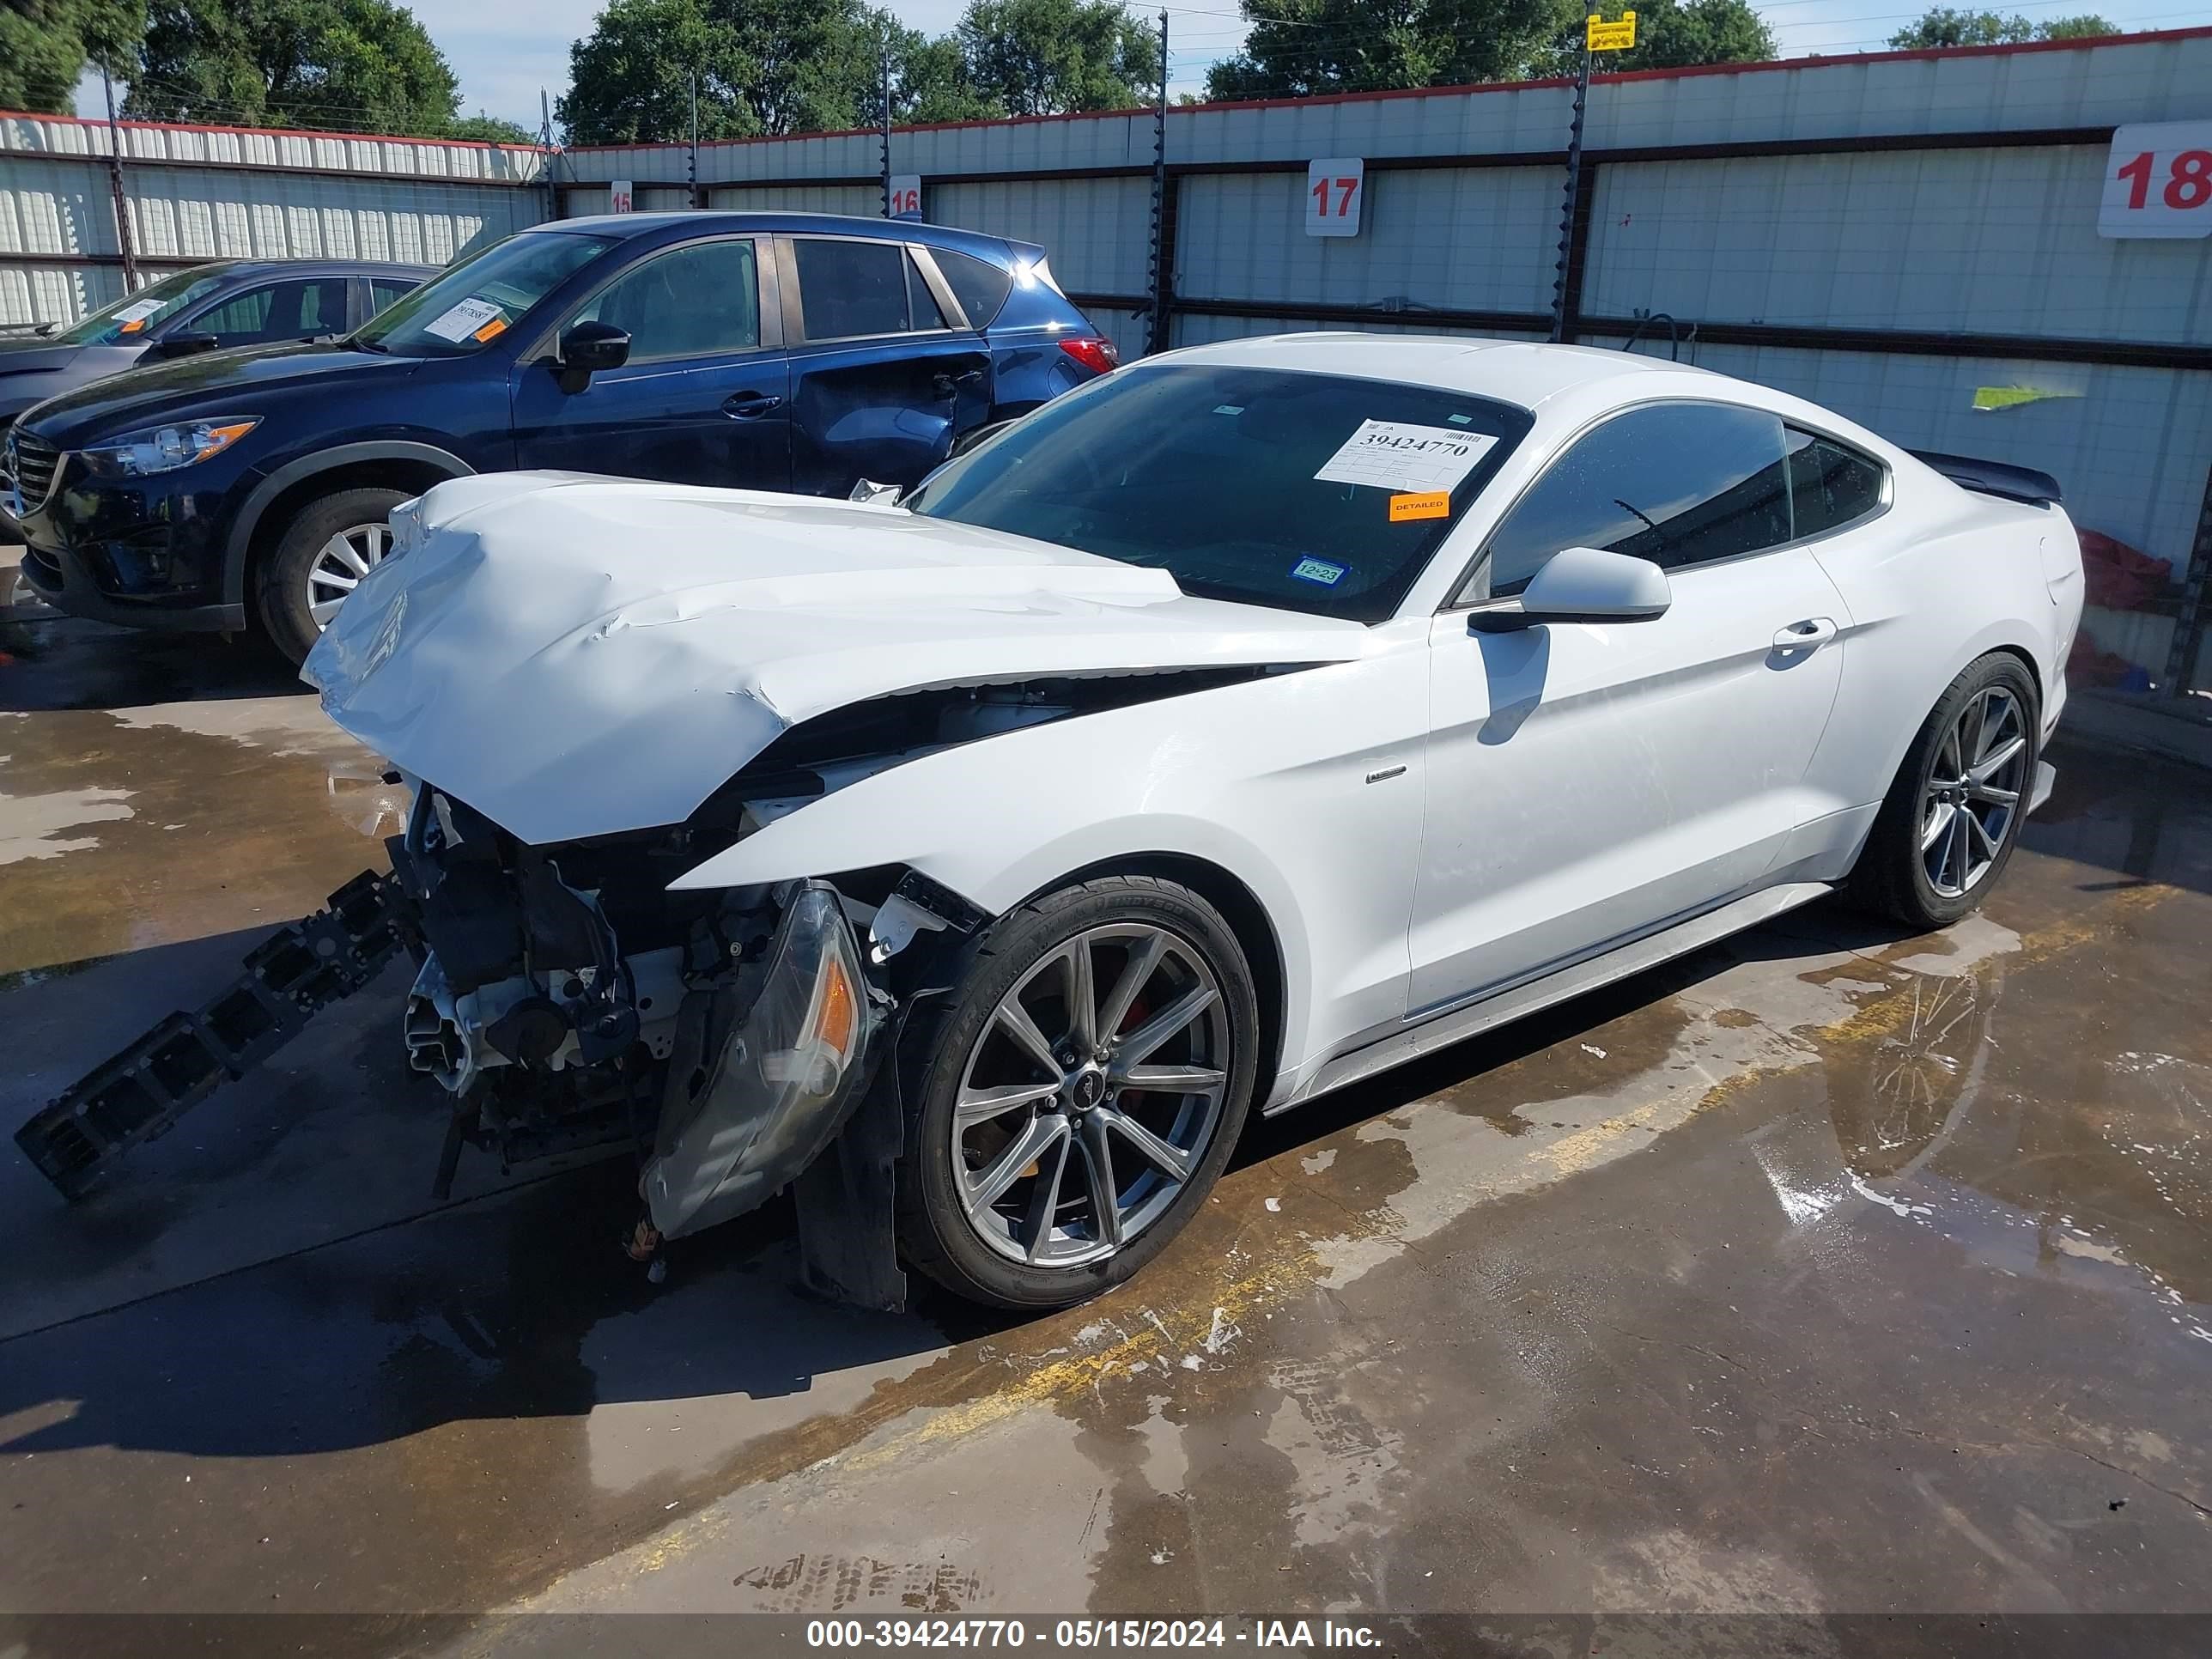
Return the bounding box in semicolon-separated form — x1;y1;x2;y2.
447;111;538;144
1886;7;2116;46
1527;0;1775;76
559;0;894;142
0;0;143;113
557;0;763;143
124;0;471;137
1204;0;1561;102
867;20;1006;125
955;0;1156;116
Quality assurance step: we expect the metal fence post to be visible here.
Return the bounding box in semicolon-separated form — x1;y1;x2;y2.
1549;10;1595;343
1146;9;1170;355
880;49;894;217
2164;465;2212;697
100;67;137;291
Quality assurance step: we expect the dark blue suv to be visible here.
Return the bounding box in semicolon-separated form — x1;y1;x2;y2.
9;212;1116;661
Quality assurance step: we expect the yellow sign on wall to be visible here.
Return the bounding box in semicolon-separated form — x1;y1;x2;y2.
1587;9;1637;49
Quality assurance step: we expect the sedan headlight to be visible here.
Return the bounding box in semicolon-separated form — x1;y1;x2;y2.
81;418;259;477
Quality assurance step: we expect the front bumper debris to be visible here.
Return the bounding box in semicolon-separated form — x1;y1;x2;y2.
14;871;411;1199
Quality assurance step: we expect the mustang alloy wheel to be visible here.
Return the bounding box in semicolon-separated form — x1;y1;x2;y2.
897;875;1259;1310
1851;652;2040;930
1919;684;2029;899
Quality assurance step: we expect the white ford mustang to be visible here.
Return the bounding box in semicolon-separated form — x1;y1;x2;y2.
22;335;2086;1311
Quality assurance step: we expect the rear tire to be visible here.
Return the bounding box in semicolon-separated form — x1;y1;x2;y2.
254;486;409;665
1848;653;2039;930
895;875;1260;1311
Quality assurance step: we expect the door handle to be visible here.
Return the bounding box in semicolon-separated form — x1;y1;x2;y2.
1773;617;1838;650
931;368;987;399
722;392;782;419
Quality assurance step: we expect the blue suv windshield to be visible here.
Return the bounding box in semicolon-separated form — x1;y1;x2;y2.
353;232;617;356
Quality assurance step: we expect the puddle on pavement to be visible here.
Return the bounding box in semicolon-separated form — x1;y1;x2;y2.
0;704;389;976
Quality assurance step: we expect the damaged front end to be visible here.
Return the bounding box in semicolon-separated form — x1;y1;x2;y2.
17;773;972;1309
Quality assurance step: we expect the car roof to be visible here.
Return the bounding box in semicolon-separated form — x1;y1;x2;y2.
532;210;1036;264
1156;333;1706;413
183;258;435;280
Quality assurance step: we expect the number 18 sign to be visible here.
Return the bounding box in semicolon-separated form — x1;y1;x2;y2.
2100;122;2212;239
1306;158;1364;238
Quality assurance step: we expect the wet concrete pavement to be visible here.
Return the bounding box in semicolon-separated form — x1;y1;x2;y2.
2;590;2209;1652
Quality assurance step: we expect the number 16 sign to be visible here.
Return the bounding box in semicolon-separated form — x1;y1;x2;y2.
2100;122;2212;239
1306;157;1364;238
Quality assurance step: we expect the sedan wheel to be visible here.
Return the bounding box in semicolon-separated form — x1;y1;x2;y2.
954;923;1230;1268
1850;653;2040;929
897;875;1259;1310
1918;685;2028;898
307;522;391;629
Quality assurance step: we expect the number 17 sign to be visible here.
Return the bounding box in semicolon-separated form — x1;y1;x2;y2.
2100;121;2212;239
1306;157;1364;238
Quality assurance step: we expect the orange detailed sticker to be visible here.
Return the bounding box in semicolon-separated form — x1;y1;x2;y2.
1388;490;1450;523
472;315;509;343
118;317;146;333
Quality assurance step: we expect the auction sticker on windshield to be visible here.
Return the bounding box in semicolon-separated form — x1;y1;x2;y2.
1315;421;1498;494
422;296;506;343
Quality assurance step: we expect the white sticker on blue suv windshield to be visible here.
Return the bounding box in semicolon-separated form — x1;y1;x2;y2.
1291;556;1346;586
422;296;504;343
1315;420;1497;494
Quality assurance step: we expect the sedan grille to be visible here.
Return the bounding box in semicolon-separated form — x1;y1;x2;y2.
6;428;61;510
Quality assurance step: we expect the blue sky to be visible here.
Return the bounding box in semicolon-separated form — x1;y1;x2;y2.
75;0;2209;136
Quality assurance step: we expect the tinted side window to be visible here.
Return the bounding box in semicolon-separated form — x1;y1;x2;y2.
793;239;912;340
932;247;1014;326
1787;428;1885;537
368;279;416;314
574;240;758;359
192;278;345;347
1480;403;1791;597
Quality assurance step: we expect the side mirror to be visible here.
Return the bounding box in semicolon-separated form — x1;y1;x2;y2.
557;320;631;378
142;331;221;362
848;478;902;505
1469;547;1672;634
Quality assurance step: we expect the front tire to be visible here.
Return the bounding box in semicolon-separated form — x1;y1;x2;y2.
254;486;409;665
895;875;1260;1311
1850;653;2039;929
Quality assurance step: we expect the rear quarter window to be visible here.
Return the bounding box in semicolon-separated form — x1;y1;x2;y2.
932;248;1015;328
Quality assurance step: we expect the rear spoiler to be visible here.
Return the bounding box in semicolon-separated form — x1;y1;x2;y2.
1910;449;2063;508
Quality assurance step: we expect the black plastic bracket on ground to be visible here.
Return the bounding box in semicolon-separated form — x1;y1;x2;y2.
14;870;412;1201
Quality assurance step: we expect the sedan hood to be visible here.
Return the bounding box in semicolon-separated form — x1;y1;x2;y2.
306;472;1369;845
0;338;84;377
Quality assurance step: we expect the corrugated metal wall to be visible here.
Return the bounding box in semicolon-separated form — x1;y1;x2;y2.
0;112;545;326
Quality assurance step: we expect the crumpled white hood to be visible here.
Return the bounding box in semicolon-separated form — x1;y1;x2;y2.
305;472;1369;845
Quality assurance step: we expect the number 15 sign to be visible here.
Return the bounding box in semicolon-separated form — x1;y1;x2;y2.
2100;122;2212;239
1307;157;1364;238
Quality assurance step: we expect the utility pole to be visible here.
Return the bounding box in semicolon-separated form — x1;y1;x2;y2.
100;65;138;291
1548;3;1598;343
879;46;894;217
1145;9;1169;354
540;88;560;222
689;73;700;206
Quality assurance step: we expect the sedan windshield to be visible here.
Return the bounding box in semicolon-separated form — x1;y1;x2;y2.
353;231;617;356
51;268;229;345
906;363;1531;622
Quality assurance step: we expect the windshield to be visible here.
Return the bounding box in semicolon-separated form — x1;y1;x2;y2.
353;231;617;356
907;364;1531;623
51;269;230;345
